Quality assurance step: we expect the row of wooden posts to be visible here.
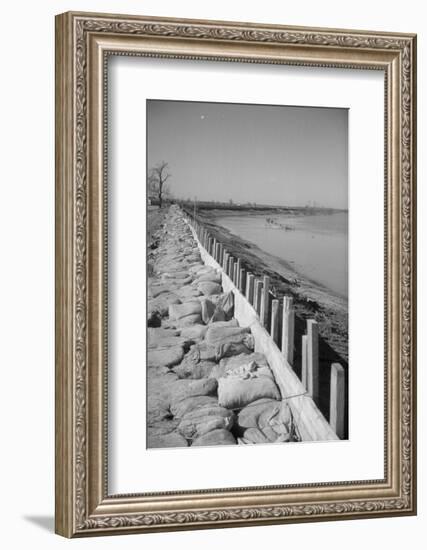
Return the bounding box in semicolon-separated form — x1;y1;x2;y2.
185;213;345;439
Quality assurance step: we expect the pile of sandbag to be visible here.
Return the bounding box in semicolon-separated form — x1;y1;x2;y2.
146;206;296;449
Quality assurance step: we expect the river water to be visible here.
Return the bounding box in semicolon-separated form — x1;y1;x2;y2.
215;212;348;298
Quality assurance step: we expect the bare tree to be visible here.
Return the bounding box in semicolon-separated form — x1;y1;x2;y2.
148;161;171;208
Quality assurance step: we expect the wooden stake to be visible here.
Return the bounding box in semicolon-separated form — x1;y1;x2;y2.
307;319;319;402
301;334;308;389
239;268;246;294
215;242;220;263
218;244;223;266
246;273;255;304
236;258;241;288
223;252;229;272
260;275;270;327
271;299;280;344
330;363;345;439
281;296;295;366
229;257;235;280
254;280;263;315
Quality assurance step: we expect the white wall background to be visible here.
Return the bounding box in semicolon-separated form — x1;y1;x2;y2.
0;0;424;548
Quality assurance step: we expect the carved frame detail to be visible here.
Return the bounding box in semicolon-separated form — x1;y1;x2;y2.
55;12;416;537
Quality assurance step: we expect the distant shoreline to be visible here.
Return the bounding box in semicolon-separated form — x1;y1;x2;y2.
176;202;347;217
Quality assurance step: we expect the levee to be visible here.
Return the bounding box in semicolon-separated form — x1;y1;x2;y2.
187;221;339;442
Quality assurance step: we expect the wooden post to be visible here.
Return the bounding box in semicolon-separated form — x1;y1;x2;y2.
254;280;263;315
218;244;223;266
215;243;220;263
233;262;238;285
260;275;270;327
212;238;217;259
307;319;319;402
301;335;308;389
236;258;241;288
281;296;295;366
246;273;255;304
229;257;235;280
271;299;280;344
239;268;246;294
223;252;229;272
330;363;345;439
207;236;212;255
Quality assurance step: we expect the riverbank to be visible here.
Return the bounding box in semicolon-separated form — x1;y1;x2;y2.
192;208;348;366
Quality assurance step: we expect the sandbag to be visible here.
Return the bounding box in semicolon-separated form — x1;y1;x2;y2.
161;270;191;280
169;378;218;411
147;346;184;368
215;340;255;359
147;431;188;449
197;281;222;296
174;313;203;327
170;395;218;418
186;254;201;263
182;343;218;364
179;324;208;340
198;293;223;304
173;360;216;380
148;284;179;299
148;327;180;341
193;271;221;284
147;370;179;410
193;266;216;276
177;408;235;440
218;375;281;410
188;264;206;274
237;399;292;435
212;291;234;320
192;428;236;446
147;419;179;437
210;355;268;381
210;307;227;323
240;427;270;444
200;298;226;324
220;352;269;370
147;397;170;424
169;301;201;321
148;336;190;350
175;286;202;301
205;325;251;345
184;341;253;365
215;359;274;381
162;275;193;287
148;293;181;318
208;319;239;328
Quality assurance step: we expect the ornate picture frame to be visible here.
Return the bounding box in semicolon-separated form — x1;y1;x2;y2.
55;11;417;537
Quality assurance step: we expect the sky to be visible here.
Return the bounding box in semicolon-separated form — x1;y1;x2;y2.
147;100;348;208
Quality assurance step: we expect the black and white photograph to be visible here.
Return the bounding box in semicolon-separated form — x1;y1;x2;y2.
146;99;348;449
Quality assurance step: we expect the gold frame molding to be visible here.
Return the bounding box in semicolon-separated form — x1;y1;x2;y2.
55;11;417;538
